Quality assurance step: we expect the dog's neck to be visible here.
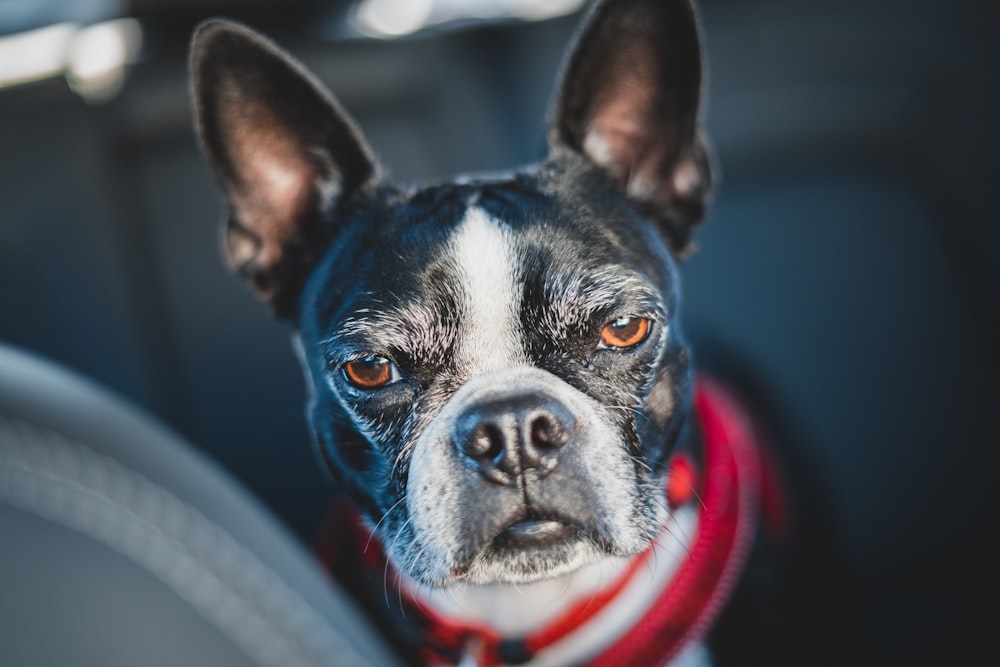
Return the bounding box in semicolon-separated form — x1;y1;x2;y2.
407;558;630;636
402;504;699;666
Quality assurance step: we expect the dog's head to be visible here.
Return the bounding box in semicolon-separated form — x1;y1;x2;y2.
191;0;712;586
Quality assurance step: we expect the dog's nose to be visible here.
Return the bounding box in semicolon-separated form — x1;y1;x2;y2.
454;397;574;485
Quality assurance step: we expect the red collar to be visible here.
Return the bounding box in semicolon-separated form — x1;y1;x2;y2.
316;375;766;666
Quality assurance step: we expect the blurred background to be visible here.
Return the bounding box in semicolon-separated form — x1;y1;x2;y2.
0;0;996;662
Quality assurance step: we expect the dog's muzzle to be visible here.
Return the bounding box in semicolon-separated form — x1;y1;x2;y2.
404;366;656;584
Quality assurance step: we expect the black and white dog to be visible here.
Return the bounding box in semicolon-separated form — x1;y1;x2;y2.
190;1;816;665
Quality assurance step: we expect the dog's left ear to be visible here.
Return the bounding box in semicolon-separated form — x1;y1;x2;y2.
550;0;712;253
191;20;380;316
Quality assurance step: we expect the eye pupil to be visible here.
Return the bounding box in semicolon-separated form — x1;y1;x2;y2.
600;316;650;349
344;355;393;389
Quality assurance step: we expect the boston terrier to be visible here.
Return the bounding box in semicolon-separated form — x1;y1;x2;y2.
190;1;808;665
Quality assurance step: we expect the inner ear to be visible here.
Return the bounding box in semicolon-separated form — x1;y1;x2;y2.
582;40;691;195
223;92;331;233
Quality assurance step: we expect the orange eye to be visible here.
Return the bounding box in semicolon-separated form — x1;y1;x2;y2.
600;316;651;349
343;355;395;389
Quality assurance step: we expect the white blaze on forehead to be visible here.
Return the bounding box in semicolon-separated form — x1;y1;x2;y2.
448;206;522;372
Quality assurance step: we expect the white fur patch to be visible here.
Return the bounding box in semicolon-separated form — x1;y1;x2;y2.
448;206;523;373
583;130;616;171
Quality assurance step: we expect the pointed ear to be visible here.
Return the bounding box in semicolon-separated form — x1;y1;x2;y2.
191;20;380;316
549;0;713;253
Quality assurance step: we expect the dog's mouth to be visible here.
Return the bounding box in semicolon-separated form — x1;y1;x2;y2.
440;512;604;584
495;517;576;549
480;512;586;559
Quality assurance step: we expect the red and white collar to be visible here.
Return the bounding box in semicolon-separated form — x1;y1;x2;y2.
316;375;767;667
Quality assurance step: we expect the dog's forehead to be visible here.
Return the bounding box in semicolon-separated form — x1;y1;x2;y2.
314;178;672;358
377;178;666;291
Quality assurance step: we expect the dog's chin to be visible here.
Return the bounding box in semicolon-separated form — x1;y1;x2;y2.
409;519;646;587
461;536;607;586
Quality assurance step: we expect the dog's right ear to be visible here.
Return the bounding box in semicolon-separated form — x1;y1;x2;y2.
191;20;379;316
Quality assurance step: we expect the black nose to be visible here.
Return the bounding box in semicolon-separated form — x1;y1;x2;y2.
454;396;574;485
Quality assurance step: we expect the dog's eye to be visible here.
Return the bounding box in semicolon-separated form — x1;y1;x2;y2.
343;355;397;389
599;316;651;349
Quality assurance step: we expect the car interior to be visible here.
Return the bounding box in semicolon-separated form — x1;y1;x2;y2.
1;0;996;664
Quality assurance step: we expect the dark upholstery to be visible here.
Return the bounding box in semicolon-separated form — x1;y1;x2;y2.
0;343;400;667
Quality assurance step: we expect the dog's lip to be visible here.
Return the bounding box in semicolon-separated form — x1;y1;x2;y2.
505;519;567;537
496;517;575;546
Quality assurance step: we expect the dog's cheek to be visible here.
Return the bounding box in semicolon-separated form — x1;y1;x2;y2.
332;423;378;474
641;342;692;468
310;410;396;518
584;354;653;432
402;434;471;579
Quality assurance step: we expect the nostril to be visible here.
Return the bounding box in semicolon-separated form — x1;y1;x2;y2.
529;413;569;450
466;423;504;461
457;419;516;486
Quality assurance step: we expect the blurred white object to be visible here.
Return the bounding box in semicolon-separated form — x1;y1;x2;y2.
353;0;586;38
0;17;141;102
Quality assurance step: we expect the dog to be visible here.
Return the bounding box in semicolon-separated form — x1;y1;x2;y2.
189;1;826;665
